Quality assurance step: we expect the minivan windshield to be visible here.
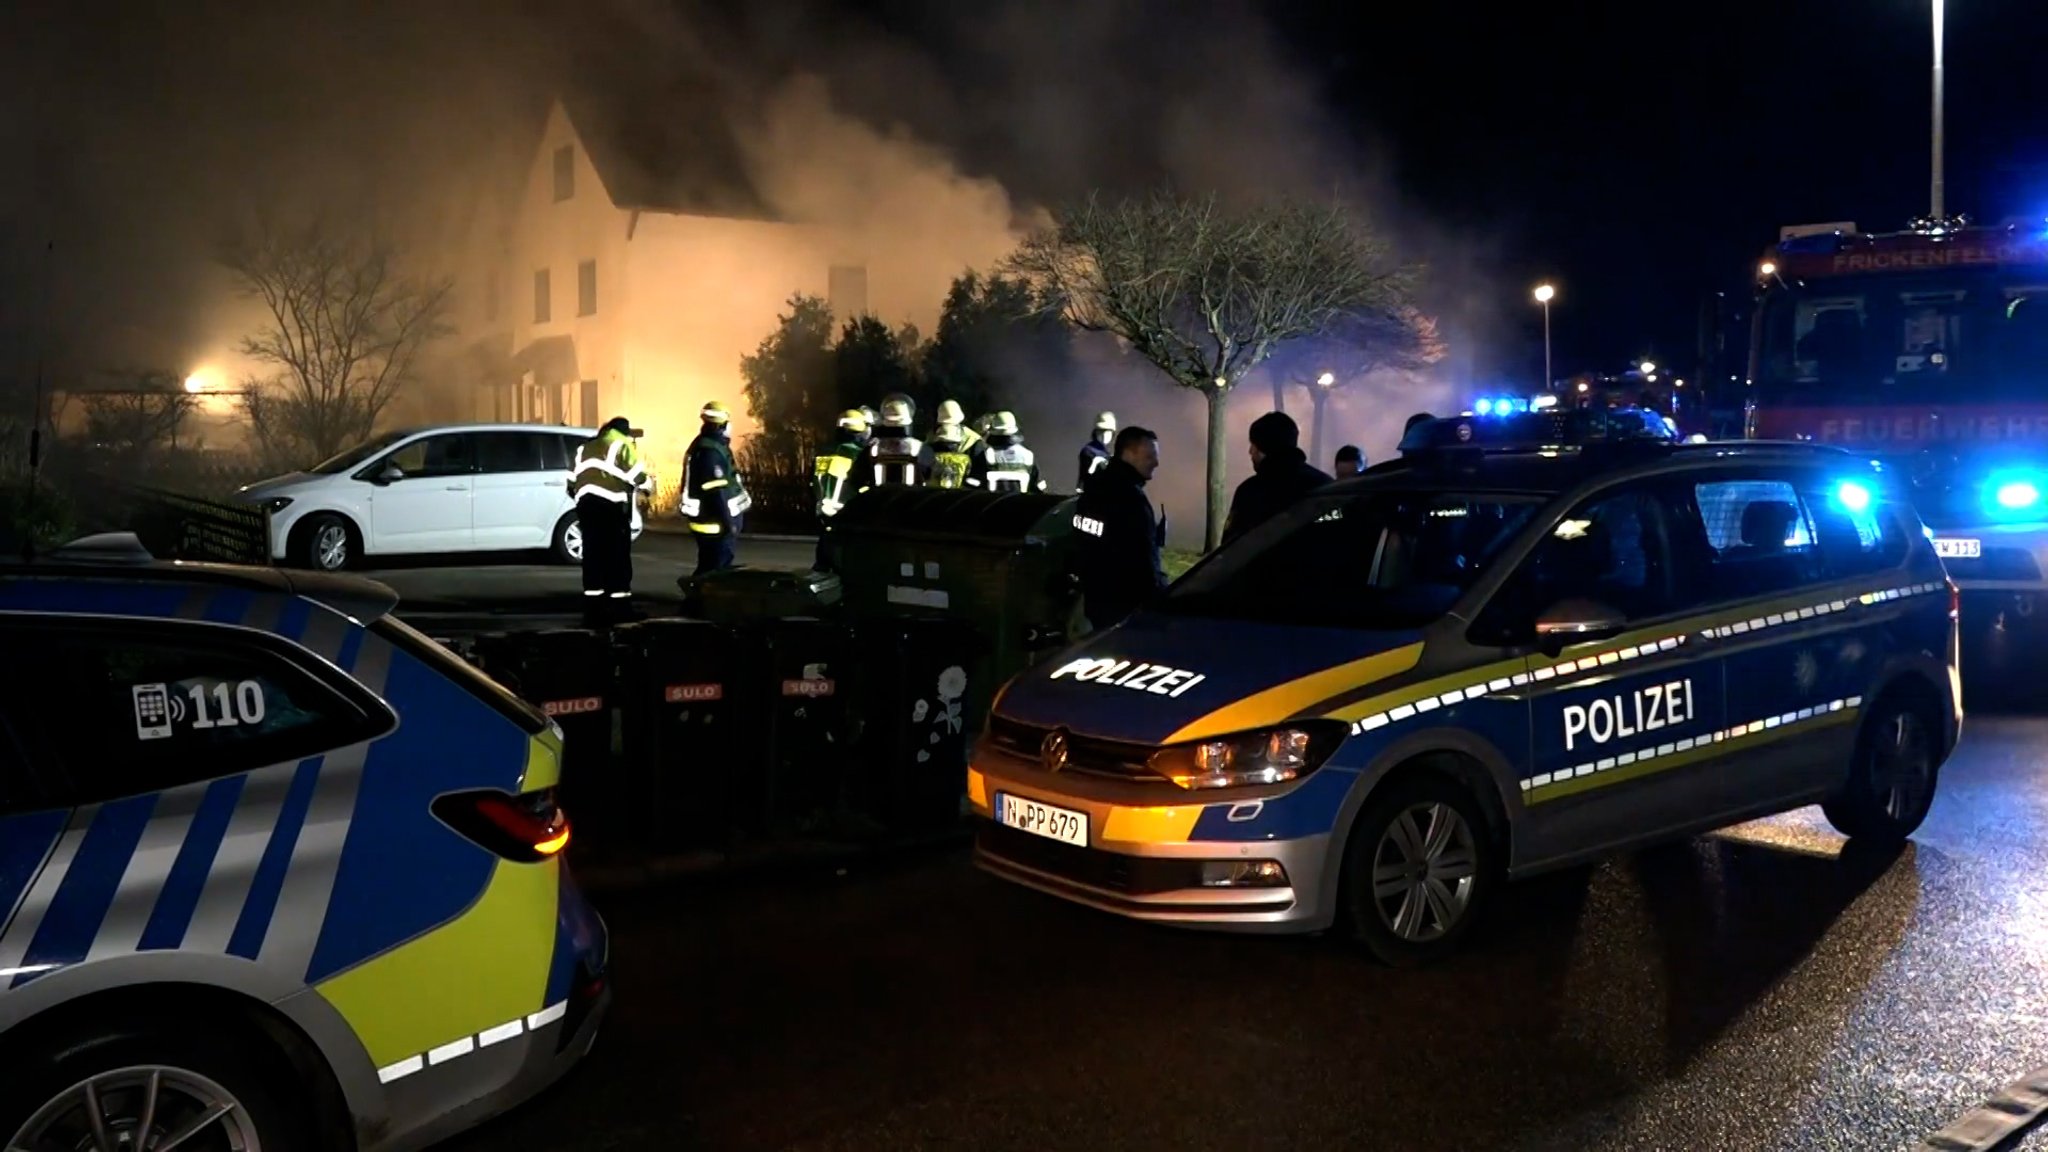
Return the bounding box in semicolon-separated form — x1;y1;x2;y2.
309;429;412;475
1162;489;1548;629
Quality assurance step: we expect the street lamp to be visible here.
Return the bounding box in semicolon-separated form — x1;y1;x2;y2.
1639;360;1657;376
1932;0;1946;221
1310;371;1337;463
1533;284;1556;391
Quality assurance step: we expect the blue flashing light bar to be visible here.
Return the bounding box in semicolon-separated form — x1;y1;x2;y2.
1470;395;1532;416
1986;469;2047;518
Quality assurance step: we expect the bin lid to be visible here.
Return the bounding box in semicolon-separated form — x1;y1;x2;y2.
830;487;1075;544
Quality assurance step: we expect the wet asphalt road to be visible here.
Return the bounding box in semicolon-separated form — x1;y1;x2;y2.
440;709;2048;1152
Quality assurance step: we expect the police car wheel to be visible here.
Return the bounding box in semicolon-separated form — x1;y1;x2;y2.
1822;691;1941;843
553;513;583;565
1341;773;1496;966
5;1025;315;1151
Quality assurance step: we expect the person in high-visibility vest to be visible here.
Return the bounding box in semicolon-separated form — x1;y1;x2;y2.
811;408;869;572
918;413;974;489
967;411;1045;494
679;401;749;576
570;415;650;620
936;399;982;458
863;396;923;487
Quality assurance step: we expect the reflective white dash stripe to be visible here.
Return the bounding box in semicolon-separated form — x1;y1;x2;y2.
1345;583;1943;737
375;999;569;1085
1072;514;1105;537
1520;695;1863;794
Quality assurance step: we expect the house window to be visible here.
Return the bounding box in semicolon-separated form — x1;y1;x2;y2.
577;259;597;316
553;145;574;201
534;268;551;324
829;264;869;319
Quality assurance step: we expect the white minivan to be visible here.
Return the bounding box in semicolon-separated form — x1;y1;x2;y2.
235;423;647;571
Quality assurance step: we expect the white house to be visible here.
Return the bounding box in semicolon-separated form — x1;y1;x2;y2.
455;93;932;467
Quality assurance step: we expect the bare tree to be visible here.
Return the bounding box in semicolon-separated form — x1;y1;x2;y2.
77;370;199;455
1005;191;1417;547
222;214;453;467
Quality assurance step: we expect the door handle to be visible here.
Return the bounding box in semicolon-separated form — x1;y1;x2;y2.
444;485;467;492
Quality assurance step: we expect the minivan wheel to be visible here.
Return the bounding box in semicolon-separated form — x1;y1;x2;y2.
552;513;583;565
4;1026;314;1151
1823;692;1942;843
1340;772;1497;966
298;514;353;572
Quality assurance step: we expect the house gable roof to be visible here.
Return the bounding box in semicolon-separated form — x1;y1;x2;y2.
556;81;776;223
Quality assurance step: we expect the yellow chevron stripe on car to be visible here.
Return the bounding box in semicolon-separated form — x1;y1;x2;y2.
1101;804;1204;844
315;858;560;1068
1164;643;1424;744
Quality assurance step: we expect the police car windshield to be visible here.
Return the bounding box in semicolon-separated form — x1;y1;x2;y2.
309;429;411;474
1163;489;1545;628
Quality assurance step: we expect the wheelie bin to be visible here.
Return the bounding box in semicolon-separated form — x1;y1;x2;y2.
756;617;854;839
829;487;1083;735
470;628;624;856
848;618;982;835
613;618;755;853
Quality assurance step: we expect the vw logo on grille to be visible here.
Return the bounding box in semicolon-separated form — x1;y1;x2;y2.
1040;728;1070;773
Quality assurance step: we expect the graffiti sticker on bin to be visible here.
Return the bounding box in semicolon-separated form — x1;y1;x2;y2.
542;696;604;716
781;679;836;698
665;683;724;703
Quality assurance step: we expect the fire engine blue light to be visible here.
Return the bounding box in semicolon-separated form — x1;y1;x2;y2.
1474;398;1495;415
1835;481;1872;513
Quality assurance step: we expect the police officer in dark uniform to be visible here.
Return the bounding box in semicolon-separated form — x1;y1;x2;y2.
680;401;748;575
1072;425;1167;632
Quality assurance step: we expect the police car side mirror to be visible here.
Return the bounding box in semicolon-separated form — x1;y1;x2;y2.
1534;597;1627;652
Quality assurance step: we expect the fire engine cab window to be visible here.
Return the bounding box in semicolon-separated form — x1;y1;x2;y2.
0;621;382;806
1757;271;2048;402
1163;492;1541;630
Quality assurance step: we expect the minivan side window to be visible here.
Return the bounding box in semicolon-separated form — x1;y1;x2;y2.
383;433;477;479
1790;471;1910;580
475;431;547;474
0;619;391;806
1689;478;1825;600
537;432;576;471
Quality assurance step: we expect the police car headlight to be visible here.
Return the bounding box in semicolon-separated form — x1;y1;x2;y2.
1149;722;1347;790
260;496;293;513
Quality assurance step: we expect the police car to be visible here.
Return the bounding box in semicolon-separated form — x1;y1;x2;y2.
0;535;608;1148
971;417;1960;964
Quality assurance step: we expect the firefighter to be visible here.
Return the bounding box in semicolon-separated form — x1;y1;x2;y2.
569;415;649;622
936;399;983;457
812;408;869;572
680;401;749;575
864;396;923;487
969;411;1044;494
1077;410;1116;490
919;409;975;489
1073;424;1166;631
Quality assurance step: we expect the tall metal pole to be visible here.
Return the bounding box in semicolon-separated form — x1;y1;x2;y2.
1541;300;1553;391
1931;0;1946;221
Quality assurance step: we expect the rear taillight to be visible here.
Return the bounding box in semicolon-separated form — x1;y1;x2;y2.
432;788;571;862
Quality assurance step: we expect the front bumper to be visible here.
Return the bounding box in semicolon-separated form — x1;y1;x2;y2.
1928;522;2048;594
967;759;1343;934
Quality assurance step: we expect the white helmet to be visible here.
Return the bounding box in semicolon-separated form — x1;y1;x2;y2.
937;399;966;425
1094;411;1117;433
986;410;1019;436
879;397;913;426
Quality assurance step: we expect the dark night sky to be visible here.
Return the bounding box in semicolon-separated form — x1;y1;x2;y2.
1277;0;2048;376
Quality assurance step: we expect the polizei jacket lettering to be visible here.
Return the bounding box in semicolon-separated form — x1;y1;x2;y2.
1562;679;1695;751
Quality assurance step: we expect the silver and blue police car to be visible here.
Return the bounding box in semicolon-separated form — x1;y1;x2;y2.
971;414;1961;964
0;535;608;1149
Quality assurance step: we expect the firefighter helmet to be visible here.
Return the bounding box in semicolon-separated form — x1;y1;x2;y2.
700;401;731;425
1094;411;1117;433
837;409;869;434
879;397;913;427
937;399;966;426
987;411;1019;436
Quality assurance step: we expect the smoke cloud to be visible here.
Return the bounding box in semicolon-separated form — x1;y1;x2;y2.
0;0;1500;531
